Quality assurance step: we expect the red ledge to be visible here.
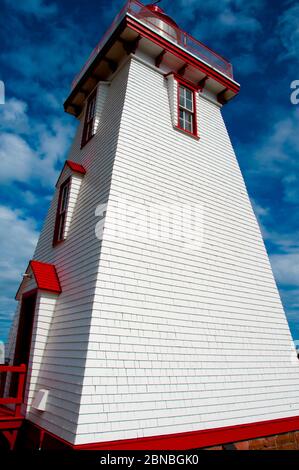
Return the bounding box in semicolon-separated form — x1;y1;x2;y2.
30;415;299;450
126;16;240;95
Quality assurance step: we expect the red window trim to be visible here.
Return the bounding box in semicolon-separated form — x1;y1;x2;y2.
53;177;71;247
81;88;97;148
175;77;198;138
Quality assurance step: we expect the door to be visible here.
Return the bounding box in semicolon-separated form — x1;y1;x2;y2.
10;291;37;396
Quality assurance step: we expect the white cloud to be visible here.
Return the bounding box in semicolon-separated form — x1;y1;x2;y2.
270;253;299;287
277;3;299;61
231;53;261;76
0;96;76;187
22;190;39;206
282;173;299;204
36;118;76;185
0;133;36;183
0;206;39;341
0;98;29;133
238;107;299;180
4;0;57;17
0;206;38;284
169;0;264;47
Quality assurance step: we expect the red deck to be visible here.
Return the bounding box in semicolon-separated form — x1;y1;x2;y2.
0;364;26;449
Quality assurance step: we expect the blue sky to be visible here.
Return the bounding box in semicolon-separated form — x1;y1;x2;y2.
0;0;298;345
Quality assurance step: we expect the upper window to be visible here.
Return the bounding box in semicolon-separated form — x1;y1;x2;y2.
81;89;97;148
178;84;197;136
53;178;70;246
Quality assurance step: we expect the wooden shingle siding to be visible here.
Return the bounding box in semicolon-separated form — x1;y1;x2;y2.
6;53;299;447
74;56;299;444
7;61;131;443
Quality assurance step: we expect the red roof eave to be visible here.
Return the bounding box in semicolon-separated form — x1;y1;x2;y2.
15;260;62;299
55;160;86;187
65;160;86;175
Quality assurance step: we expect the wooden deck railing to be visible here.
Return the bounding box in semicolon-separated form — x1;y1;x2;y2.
0;364;26;417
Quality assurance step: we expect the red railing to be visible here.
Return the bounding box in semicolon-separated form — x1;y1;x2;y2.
0;364;26;417
71;0;233;89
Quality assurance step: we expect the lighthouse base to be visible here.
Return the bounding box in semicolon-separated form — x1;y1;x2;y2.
12;416;299;450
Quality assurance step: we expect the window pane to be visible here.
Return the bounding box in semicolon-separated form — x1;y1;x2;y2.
179;87;185;108
87;95;96;122
57;213;65;241
179;85;193;111
86;122;93;141
185;116;193;133
185;96;193;111
178;85;195;134
185;88;192;101
179;109;185;129
60;184;69;212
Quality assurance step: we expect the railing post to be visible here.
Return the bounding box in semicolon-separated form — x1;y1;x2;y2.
0;367;7;399
15;364;26;417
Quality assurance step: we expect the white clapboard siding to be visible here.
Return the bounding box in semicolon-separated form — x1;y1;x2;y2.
166;73;178;127
7;48;299;447
74;56;299;445
16;60;131;443
94;82;110;134
64;173;84;239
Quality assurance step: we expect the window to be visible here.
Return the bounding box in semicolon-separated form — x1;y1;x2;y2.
53;178;70;246
178;84;197;136
81;88;97;147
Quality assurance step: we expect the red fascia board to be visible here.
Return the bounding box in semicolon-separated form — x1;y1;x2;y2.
31;415;299;450
126;16;240;95
29;260;61;294
74;415;299;450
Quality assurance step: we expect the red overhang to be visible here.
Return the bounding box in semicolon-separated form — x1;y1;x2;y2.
16;260;62;299
65;160;86;175
55;160;86;187
29;260;61;294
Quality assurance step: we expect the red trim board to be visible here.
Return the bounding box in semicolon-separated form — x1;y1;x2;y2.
28;415;299;450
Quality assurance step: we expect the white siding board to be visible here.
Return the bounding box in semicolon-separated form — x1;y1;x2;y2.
15;61;131;443
8;51;299;446
75;56;299;444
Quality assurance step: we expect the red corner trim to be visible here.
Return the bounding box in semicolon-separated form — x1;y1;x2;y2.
126;16;240;95
29;415;299;450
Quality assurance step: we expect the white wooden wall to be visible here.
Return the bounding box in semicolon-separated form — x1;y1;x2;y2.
76;56;299;444
7;61;132;443
7;53;299;446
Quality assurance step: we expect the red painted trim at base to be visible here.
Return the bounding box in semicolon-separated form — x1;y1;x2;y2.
25;415;299;450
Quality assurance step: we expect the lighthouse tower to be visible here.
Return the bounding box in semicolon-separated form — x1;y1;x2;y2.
4;0;299;450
